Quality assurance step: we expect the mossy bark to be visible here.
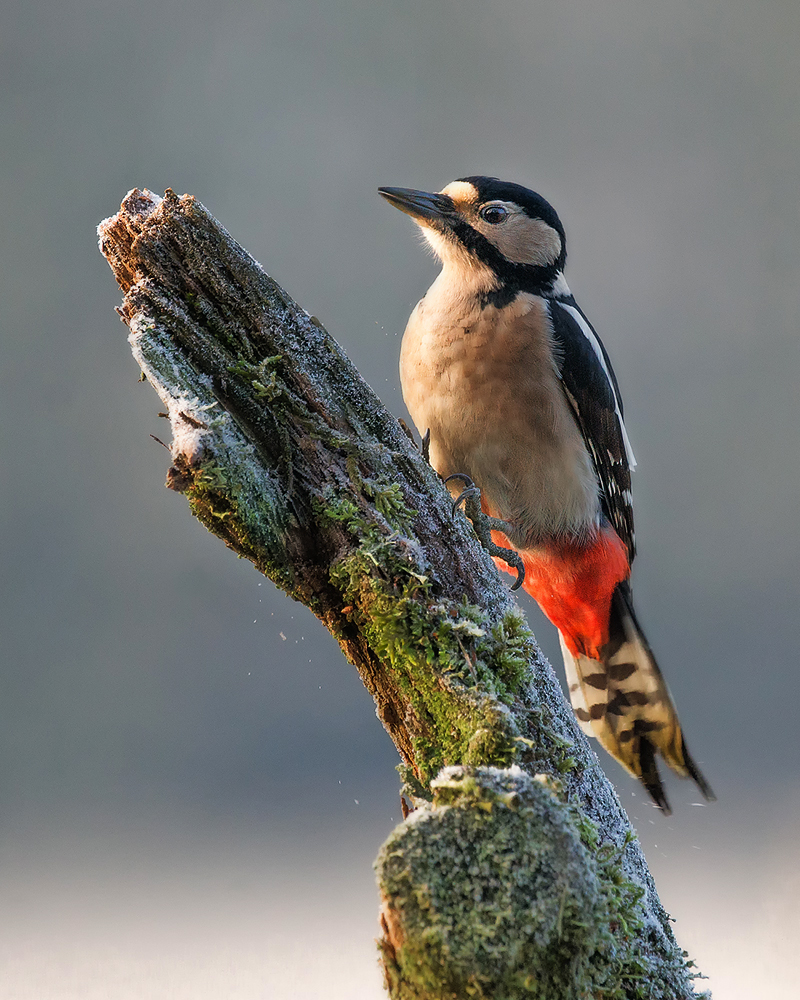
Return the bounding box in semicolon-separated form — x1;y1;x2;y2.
378;767;656;1000
98;189;707;998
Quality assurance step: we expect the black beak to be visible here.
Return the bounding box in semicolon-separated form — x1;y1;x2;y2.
378;187;456;225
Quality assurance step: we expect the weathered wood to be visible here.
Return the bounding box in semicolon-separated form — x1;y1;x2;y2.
98;188;706;998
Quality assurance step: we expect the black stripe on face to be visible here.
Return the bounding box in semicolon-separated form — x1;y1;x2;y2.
443;218;563;296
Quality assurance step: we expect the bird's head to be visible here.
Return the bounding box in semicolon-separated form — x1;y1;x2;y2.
379;176;567;294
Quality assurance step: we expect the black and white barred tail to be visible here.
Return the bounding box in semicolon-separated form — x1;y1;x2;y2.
561;582;714;813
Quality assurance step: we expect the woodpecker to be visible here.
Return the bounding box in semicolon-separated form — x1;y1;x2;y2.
379;176;713;812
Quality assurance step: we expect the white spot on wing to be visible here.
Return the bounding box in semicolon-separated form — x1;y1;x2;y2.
555;302;637;469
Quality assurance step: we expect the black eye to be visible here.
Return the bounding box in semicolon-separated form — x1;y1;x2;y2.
479;203;509;224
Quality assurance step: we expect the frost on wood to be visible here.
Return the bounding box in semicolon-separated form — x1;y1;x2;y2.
98;189;707;998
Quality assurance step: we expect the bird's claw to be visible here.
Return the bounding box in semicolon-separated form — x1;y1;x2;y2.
445;471;473;489
444;474;525;591
452;487;481;519
445;473;477;517
499;547;525;592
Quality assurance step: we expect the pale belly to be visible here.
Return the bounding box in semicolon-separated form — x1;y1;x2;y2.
400;289;600;546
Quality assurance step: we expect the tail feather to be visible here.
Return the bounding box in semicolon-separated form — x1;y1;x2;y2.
561;582;714;812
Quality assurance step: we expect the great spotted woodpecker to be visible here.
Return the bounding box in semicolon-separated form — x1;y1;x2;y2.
379;176;713;812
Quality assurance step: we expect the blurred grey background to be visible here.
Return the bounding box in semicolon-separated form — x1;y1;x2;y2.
1;1;798;996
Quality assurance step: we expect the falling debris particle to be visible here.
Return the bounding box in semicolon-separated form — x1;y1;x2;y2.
280;632;286;640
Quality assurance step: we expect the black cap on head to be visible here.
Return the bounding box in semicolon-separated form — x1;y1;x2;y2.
456;176;566;250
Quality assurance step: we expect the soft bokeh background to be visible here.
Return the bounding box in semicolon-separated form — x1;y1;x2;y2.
2;1;798;996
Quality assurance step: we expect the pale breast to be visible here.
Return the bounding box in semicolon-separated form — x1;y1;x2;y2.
400;285;600;545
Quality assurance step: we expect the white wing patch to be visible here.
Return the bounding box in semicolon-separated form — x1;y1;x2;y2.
550;272;572;298
556;302;637;470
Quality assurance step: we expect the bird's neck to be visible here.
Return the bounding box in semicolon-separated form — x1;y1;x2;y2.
424;259;500;315
427;259;570;314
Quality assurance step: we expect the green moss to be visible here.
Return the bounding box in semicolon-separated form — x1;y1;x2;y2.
487;609;534;699
364;480;418;534
377;767;695;1000
182;458;295;595
193;461;238;493
323;486;537;786
376;767;612;999
318;476;575;790
228;355;285;402
517;703;583;778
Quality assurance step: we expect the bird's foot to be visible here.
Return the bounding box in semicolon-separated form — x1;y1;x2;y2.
444;474;525;591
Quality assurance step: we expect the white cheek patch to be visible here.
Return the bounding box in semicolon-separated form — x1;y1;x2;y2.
477;214;562;267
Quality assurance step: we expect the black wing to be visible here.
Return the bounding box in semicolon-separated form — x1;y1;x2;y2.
547;297;636;560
